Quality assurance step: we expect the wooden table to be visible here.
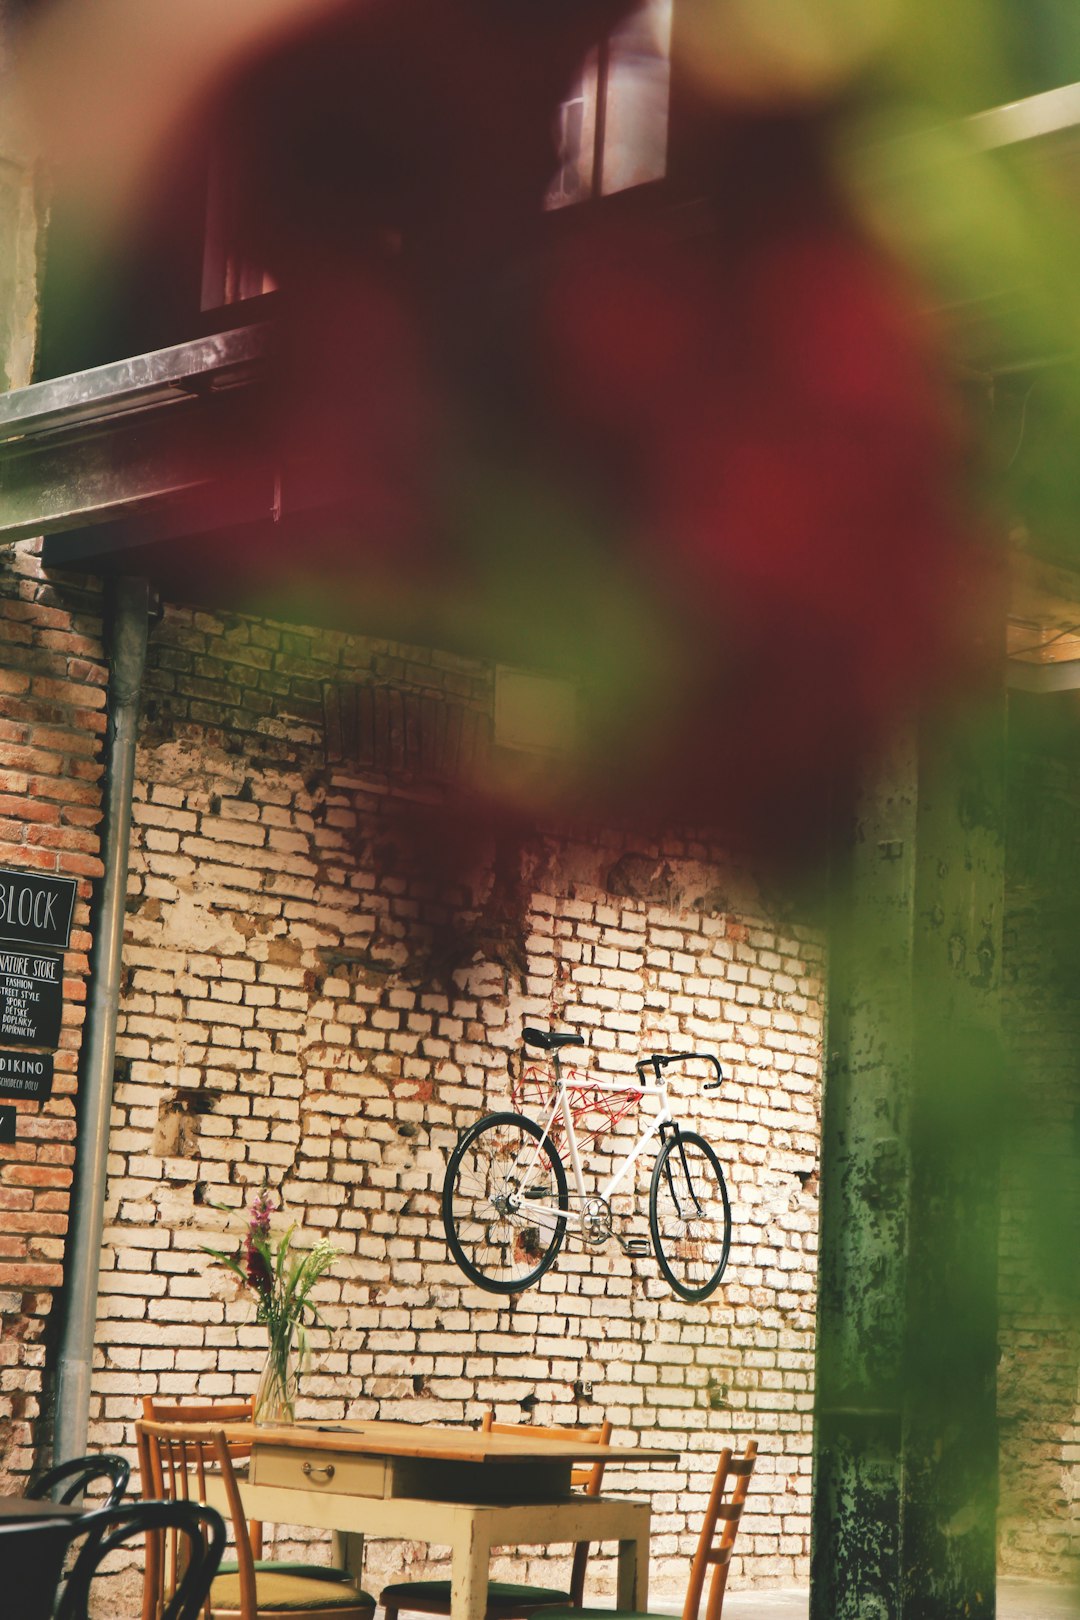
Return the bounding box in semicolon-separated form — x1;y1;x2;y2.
214;1419;677;1620
0;1496;88;1522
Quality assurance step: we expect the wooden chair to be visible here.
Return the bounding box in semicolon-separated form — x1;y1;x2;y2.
141;1397;263;1555
535;1442;758;1620
140;1396;270;1620
379;1413;613;1620
138;1420;377;1620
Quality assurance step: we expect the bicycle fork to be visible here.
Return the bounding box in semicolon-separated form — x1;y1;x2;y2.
659;1122;707;1220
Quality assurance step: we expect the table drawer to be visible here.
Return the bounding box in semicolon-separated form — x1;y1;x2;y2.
250;1446;388;1497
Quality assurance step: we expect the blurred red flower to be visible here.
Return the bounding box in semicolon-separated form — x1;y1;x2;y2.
22;0;1001;859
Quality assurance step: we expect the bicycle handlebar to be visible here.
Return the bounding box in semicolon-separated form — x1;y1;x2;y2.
635;1051;724;1089
522;1027;724;1089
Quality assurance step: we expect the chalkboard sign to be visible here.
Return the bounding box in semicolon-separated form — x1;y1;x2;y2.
0;868;77;949
0;1051;53;1102
0;951;63;1048
0;1106;15;1143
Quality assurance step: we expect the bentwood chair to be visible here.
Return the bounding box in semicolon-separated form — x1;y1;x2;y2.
0;1514;78;1620
26;1451;131;1510
138;1420;377;1620
379;1413;613;1620
537;1442;758;1620
1;1498;225;1620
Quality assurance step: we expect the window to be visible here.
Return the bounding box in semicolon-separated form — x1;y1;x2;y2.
546;0;673;208
35;1;675;375
201;150;278;311
494;667;578;756
201;0;677;309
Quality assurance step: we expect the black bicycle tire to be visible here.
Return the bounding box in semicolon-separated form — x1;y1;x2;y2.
648;1129;732;1302
442;1111;569;1295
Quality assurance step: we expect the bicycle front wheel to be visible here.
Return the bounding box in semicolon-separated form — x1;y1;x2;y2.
649;1130;732;1302
442;1111;568;1294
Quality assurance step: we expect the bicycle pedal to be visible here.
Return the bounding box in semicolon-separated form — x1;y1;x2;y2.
619;1237;651;1258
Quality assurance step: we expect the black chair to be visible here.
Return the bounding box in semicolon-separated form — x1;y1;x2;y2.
62;1500;226;1620
0;1498;225;1620
26;1452;131;1510
0;1514;75;1620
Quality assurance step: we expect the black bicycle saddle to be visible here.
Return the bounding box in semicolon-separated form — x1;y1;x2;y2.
522;1027;586;1051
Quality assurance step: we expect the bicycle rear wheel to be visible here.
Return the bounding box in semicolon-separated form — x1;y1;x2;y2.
649;1129;731;1301
442;1111;568;1294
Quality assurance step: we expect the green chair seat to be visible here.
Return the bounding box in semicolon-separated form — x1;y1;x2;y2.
531;1609;664;1620
219;1561;357;1582
380;1580;572;1612
212;1568;376;1612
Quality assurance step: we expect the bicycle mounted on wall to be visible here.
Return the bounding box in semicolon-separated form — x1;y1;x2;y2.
442;1026;733;1302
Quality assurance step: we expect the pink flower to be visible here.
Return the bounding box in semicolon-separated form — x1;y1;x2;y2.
244;1191;276;1297
248;1189;276;1238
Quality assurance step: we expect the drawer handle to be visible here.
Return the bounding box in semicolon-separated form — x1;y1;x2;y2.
302;1462;336;1483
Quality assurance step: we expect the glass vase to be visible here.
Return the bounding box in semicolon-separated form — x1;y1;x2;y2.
254;1329;300;1425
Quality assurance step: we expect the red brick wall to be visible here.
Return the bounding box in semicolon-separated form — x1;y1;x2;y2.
0;544;107;1487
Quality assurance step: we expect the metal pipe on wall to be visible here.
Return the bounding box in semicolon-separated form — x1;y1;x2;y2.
53;574;150;1464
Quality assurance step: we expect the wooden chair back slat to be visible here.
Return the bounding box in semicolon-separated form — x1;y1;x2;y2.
136;1423;162;1620
140;1399;256;1419
680;1441;758;1620
142;1395;257;1460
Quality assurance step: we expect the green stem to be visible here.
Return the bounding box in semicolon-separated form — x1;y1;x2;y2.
257;1322;297;1422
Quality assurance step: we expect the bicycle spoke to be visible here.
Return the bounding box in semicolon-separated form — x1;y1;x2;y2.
650;1132;731;1301
443;1113;568;1294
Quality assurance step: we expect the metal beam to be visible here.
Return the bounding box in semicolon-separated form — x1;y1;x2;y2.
0;324;271;542
1007;659;1080;691
0;323;269;444
0;390;264;541
969;80;1080;149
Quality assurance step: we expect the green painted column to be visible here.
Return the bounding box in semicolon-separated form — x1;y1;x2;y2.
812;705;1004;1620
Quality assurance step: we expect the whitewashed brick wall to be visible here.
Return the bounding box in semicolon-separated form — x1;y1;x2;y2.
78;601;824;1616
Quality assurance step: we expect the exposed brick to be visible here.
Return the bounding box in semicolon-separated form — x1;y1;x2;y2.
1;571;841;1600
0;1263;64;1287
28;599;831;1605
29;676;106;708
57;851;106;878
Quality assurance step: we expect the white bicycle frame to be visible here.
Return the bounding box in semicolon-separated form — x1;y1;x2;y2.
509;1053;676;1234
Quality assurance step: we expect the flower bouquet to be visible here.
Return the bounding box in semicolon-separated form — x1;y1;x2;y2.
204;1189;337;1424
